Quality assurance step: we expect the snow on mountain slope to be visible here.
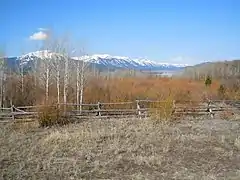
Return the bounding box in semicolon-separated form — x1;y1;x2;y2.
17;51;188;70
72;54;188;70
18;50;62;60
17;50;67;66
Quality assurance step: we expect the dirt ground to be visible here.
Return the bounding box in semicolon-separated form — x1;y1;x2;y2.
1;118;240;180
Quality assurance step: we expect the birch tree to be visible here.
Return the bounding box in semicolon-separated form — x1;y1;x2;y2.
79;60;86;112
78;55;91;113
49;39;65;104
76;56;81;109
63;53;68;106
39;33;75;106
36;48;53;103
20;54;24;95
38;30;58;104
55;49;61;104
71;50;91;112
43;51;51;102
62;39;74;111
0;51;4;108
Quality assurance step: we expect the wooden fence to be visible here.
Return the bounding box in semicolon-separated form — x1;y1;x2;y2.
0;99;240;122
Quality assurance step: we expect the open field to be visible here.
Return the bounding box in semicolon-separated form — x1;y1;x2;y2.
1;118;240;179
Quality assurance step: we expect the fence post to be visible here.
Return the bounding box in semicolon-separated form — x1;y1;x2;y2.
80;103;82;115
207;100;214;118
97;102;101;116
172;100;176;114
136;100;141;118
11;105;15;121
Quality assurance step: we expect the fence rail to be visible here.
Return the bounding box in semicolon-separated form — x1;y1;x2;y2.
0;99;239;122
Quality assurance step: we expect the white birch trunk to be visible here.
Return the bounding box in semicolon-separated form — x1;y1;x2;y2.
76;60;80;110
0;70;3;108
79;61;84;113
21;65;24;95
3;73;6;108
46;64;49;103
63;56;69;112
56;61;60;104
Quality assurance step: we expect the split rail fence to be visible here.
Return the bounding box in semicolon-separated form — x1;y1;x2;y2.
0;100;240;122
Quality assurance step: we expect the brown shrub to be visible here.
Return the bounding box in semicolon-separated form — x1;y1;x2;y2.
5;75;226;107
37;104;71;127
148;95;175;122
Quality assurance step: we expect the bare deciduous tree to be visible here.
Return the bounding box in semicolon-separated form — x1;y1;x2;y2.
0;51;4;108
76;56;81;109
73;51;91;113
36;48;53;103
49;39;65;104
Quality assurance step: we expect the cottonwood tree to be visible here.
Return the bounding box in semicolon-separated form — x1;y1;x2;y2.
19;52;25;95
79;60;87;112
72;55;81;110
74;52;91;113
0;48;9;107
35;47;54;103
53;48;62;105
37;30;61;104
36;32;74;106
62;42;71;106
32;31;91;108
37;32;68;105
38;29;53;103
76;58;81;107
32;53;41;94
43;51;51;102
59;37;75;111
0;51;4;108
48;39;66;104
5;64;19;106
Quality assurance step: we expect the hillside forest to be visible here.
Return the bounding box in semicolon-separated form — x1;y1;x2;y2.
0;43;240;108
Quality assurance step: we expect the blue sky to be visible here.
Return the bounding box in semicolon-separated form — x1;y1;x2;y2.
1;0;240;64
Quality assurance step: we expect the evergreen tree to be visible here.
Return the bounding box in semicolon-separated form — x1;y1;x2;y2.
205;75;212;87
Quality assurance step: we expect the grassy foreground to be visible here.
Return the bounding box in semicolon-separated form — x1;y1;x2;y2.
1;118;240;179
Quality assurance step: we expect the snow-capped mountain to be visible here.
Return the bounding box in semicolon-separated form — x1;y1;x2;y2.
17;50;66;66
6;51;188;71
72;54;188;70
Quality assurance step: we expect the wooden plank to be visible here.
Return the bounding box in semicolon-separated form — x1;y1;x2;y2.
73;114;138;119
174;112;209;115
0;120;13;123
0;108;11;110
0;117;12;119
12;112;38;115
137;100;168;103
71;109;137;113
100;101;134;105
16;105;45;109
212;100;240;103
58;103;98;106
13;119;37;123
13;106;26;113
0;112;13;115
174;108;225;111
0;99;238;123
72;112;136;116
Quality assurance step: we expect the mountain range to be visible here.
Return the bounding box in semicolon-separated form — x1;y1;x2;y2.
72;54;188;70
3;51;189;72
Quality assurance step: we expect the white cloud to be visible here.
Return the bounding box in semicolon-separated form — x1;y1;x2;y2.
168;56;194;65
38;28;48;31
29;31;48;40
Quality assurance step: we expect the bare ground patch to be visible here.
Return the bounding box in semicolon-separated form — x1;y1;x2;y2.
0;118;240;180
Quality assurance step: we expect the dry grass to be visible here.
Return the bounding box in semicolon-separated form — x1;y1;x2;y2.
1;118;240;179
148;97;175;122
